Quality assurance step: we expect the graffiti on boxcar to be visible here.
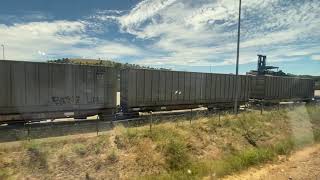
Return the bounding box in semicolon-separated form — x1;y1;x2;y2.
51;96;101;105
51;96;80;105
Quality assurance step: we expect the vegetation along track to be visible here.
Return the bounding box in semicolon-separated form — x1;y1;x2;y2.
0;102;315;143
0;108;207;142
0;104;319;179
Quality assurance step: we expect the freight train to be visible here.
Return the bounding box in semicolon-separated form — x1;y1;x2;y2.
0;60;315;124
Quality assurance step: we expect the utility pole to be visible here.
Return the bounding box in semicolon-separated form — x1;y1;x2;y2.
1;44;4;60
234;0;242;114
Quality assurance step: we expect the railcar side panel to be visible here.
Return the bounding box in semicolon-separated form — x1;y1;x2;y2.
121;69;251;112
0;61;11;107
251;75;314;101
0;60;117;122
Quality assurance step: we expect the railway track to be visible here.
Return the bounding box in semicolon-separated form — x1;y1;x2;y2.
1;102;317;143
0;107;209;143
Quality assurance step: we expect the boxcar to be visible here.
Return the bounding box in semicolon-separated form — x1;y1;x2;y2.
0;60;117;123
250;75;314;101
120;69;251;112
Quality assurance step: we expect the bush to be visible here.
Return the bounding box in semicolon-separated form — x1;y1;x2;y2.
91;135;109;154
114;125;135;149
165;140;190;170
107;149;119;163
314;130;320;142
24;141;48;170
73;143;87;156
0;168;10;179
273;139;295;155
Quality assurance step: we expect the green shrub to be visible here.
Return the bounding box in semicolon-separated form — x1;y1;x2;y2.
92;135;109;154
165;140;190;170
107;149;119;163
73;143;87;156
24;141;48;170
0;168;10;179
148;126;183;143
114;125;137;149
314;129;320;142
273;139;294;155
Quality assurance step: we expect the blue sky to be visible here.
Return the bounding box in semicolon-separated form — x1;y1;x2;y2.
0;0;319;75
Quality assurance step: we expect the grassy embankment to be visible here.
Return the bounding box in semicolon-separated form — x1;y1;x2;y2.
0;105;320;179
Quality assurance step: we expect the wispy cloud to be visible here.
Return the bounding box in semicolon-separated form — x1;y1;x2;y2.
0;20;144;60
94;0;320;66
0;0;319;68
119;0;177;30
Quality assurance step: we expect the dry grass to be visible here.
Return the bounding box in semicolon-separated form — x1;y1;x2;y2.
0;105;319;179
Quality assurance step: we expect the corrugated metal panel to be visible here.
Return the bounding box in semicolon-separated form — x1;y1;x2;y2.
239;76;244;100
135;70;143;105
251;75;314;101
25;63;38;105
178;72;184;102
128;69;137;106
196;73;200;102
184;72;191;102
0;61;11;107
210;74;215;101
220;75;226;101
39;63;49;106
229;75;234;101
171;71;178;102
11;62;26;106
120;69;252;111
190;72;196;101
164;71;172;102
78;65;88;104
0;60;117;116
215;75;221;102
159;71;166;102
205;74;211;101
200;74;205;101
144;70;152;102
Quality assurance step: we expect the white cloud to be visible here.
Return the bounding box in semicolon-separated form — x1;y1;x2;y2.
119;0;177;30
96;0;320;67
0;20;144;60
2;0;319;69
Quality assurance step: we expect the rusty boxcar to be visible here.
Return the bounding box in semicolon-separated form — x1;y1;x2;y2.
250;75;314;101
0;60;117;123
120;69;251;112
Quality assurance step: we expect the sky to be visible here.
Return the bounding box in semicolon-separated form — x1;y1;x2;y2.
0;0;319;75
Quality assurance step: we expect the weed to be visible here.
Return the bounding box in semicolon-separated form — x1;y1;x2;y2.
58;153;75;167
165;139;190;170
207;117;221;133
272;139;295;156
73;143;87;156
1;105;319;180
107;149;119;163
23;141;48;170
314;129;320;142
135;139;165;170
91;135;109;154
114;125;136;149
147;126;183;143
0;168;10;179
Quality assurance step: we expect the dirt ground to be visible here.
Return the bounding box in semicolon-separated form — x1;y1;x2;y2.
224;143;320;180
